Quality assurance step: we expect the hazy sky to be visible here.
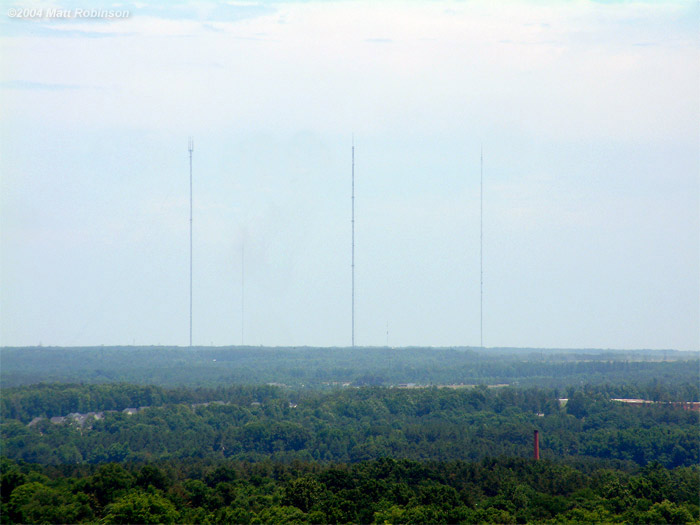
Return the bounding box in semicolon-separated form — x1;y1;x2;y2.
1;0;698;350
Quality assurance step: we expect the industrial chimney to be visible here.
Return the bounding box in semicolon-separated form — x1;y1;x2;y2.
534;430;540;460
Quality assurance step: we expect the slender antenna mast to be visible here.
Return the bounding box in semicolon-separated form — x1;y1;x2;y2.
241;244;244;346
480;146;483;348
188;137;194;347
351;135;355;348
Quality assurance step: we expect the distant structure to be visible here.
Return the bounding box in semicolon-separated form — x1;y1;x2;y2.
241;244;244;346
351;136;355;347
480;146;484;348
188;137;194;347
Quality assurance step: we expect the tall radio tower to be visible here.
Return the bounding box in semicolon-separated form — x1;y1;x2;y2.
188;137;194;347
351;136;355;348
480;146;483;348
241;244;244;346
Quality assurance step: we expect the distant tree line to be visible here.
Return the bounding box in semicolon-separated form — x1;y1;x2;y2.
2;346;698;391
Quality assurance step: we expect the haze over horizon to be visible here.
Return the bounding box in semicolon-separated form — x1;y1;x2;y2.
1;1;698;351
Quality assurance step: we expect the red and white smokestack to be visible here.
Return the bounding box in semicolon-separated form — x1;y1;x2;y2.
534;430;540;460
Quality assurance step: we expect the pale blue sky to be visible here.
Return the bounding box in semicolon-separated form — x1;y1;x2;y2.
1;0;698;350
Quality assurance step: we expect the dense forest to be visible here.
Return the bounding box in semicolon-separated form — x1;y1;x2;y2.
2;384;698;468
1;347;699;524
2;456;698;524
